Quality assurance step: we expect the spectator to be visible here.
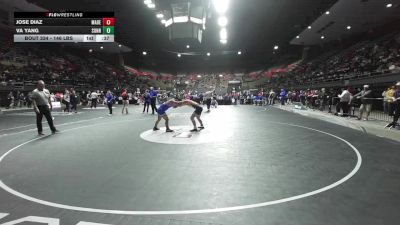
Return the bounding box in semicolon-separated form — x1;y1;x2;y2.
80;91;88;106
299;90;306;106
63;89;70;113
384;86;396;116
26;91;32;108
354;85;373;120
327;89;334;113
19;92;25;107
385;82;400;129
6;91;13;109
318;88;328;111
382;88;388;114
70;88;78;113
14;91;19;108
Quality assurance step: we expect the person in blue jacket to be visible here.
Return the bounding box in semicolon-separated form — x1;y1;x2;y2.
106;90;113;115
280;88;286;106
149;87;158;115
153;99;181;132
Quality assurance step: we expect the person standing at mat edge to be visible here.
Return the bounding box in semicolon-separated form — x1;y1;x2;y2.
31;80;59;135
149;87;158;114
106;90;113;115
63;89;70;113
70;88;78;113
90;90;98;109
204;89;214;112
353;85;373;121
121;89;129;114
143;89;151;113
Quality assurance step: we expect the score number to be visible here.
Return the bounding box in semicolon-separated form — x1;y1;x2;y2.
103;18;114;26
103;27;114;34
102;18;114;34
101;36;110;41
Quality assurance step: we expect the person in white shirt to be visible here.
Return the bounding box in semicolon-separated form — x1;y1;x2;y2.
63;89;70;113
268;90;276;105
336;87;351;117
90;91;98;109
204;89;215;112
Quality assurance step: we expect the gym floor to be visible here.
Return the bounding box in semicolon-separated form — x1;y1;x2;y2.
0;105;399;225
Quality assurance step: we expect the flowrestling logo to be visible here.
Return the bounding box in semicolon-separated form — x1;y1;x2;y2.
46;12;83;18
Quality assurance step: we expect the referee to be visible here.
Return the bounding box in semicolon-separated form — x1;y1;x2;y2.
203;89;214;112
31;80;59;135
149;87;158;115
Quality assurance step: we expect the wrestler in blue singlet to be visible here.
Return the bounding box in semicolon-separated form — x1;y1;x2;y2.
157;103;171;116
153;100;180;132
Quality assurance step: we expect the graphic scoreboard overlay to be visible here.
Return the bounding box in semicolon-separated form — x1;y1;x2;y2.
13;12;114;43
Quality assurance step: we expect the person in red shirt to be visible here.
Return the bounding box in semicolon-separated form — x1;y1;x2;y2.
121;89;129;114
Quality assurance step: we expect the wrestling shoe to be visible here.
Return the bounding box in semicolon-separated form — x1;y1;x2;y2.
190;128;198;132
153;127;160;131
198;126;205;129
166;129;174;132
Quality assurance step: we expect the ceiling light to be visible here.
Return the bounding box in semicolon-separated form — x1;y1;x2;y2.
212;0;230;14
220;39;227;44
100;46;103;50
325;11;330;15
274;45;279;50
177;53;181;58
186;45;190;49
147;3;155;8
219;74;223;77
89;49;93;53
207;52;210;56
308;26;312;29
220;28;227;40
156;13;164;18
296;36;300;39
144;0;151;4
161;19;166;24
142;51;147;55
321;36;325;39
386;3;393;8
218;16;228;27
347;26;351;30
238;51;242;55
197;75;202;78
